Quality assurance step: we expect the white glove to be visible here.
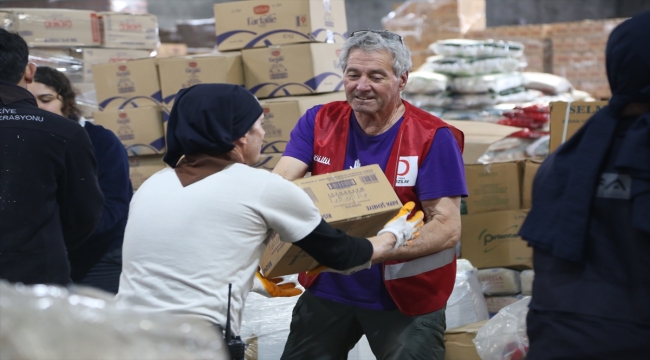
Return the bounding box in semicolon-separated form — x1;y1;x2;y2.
250;271;302;297
377;201;425;249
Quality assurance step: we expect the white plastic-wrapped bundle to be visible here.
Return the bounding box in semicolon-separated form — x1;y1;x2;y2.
420;56;521;77
445;259;490;329
520;270;535;296
401;92;453;109
450;88;543;109
430;39;525;58
474;297;531;360
0;281;229;360
240;291;298;359
240;276;374;360
451;73;524;94
477;268;522;295
522;72;574;95
403;71;449;95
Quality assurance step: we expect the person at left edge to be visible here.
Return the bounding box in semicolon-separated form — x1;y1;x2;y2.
0;29;104;286
27;66;133;294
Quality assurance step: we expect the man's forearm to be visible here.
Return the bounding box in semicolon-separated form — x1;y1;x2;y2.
374;196;462;263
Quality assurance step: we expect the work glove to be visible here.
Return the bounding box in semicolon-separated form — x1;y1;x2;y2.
377;201;424;249
306;202;425;277
250;271;302;298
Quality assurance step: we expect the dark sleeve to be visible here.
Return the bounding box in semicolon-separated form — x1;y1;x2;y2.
58;128;104;250
89;127;133;236
292;219;373;270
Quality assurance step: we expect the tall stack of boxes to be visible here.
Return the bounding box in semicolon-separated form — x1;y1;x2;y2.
213;0;350;167
1;8;162;190
382;0;486;69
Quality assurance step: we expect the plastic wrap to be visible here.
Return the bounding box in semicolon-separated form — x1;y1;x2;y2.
520;270;534;296
0;281;229;360
478;128;549;164
402;92;453;109
473;297;530;360
451;73;524;94
523;72;573;95
28;49;84;83
420;56;521;77
466;24;552;73
445;259;490;329
450;88;543;109
239;276;374;360
430;39;524;58
403;71;449;94
477;268;522;295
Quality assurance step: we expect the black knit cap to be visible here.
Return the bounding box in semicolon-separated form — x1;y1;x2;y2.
163;84;263;168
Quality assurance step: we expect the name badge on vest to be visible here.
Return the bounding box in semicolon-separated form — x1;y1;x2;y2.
396;156;418;187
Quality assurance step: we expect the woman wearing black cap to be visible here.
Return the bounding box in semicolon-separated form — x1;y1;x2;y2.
115;84;423;344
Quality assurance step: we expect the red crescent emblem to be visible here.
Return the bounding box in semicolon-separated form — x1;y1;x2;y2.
397;159;410;176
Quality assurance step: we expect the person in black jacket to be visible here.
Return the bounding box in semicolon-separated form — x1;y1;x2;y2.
0;29;104;286
28;66;133;294
520;12;650;359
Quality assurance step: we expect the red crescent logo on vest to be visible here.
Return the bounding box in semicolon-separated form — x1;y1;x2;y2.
397;159;410;176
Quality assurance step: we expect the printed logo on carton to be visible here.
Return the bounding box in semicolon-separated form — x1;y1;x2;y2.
119;20;143;32
183;61;202;88
263;107;274;119
116;112;135;141
323;11;335;28
478;225;520;252
254;5;270;14
248;5;277;27
268;50;288;80
116;65;135;94
44;15;72;29
109;56;134;63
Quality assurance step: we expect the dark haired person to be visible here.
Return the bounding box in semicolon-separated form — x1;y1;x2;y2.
28;66;133;294
0;29;103;285
520;11;650;359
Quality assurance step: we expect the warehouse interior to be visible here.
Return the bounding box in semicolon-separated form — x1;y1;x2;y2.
1;0;649;359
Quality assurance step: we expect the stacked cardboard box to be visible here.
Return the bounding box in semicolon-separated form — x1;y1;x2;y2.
212;0;350;171
254;92;346;169
548;100;608;152
91;57;166;189
1;8;162;189
382;0;486;69
213;0;347;99
460;160;534;270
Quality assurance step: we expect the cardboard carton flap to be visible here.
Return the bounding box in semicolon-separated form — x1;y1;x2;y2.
444;120;520;164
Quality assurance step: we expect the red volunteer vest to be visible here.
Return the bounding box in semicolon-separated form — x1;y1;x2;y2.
298;100;464;316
